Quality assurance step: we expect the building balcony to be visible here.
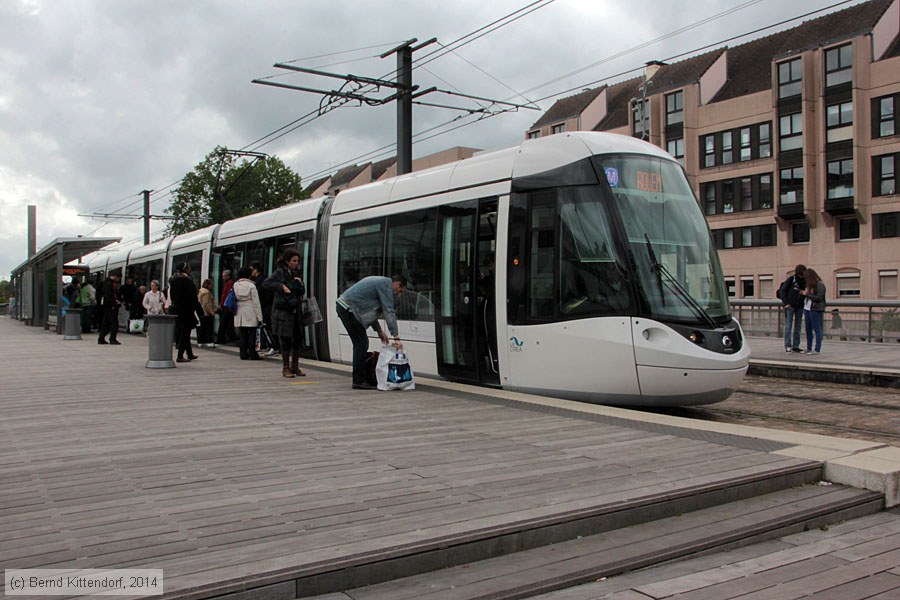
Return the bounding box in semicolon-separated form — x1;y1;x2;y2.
778;200;805;220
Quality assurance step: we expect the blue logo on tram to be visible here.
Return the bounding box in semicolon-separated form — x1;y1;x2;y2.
605;167;619;187
509;337;525;352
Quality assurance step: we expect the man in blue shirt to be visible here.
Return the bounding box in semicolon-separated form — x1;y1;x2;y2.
336;275;405;389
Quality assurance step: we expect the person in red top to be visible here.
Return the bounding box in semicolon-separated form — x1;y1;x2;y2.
216;269;238;344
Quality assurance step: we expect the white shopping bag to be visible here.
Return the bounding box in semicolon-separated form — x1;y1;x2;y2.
375;346;415;391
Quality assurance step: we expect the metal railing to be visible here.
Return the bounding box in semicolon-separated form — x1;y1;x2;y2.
730;299;900;343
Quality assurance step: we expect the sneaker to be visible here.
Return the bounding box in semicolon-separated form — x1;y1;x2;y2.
808;350;819;355
263;348;277;357
785;348;792;353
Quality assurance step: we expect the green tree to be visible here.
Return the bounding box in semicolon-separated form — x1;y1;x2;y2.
0;279;9;303
164;147;307;236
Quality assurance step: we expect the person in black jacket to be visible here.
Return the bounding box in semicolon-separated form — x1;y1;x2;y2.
97;273;121;345
263;249;306;378
778;264;806;353
169;262;201;363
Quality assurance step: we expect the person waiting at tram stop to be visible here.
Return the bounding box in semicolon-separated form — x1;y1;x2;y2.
169;262;201;363
196;278;217;347
800;268;827;355
233;266;264;361
97;273;120;345
336;275;405;390
263;249;308;378
77;279;96;333
777;264;806;353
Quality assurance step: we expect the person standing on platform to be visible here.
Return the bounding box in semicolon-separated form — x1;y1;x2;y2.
251;262;278;356
169;262;200;363
216;269;238;345
77;279;96;333
97;273;121;345
234;266;263;361
778;264;806;353
801;268;826;355
197;278;217;348
142;280;165;316
335;275;405;390
263;249;307;378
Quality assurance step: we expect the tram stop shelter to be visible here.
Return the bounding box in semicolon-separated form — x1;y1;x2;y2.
10;236;120;333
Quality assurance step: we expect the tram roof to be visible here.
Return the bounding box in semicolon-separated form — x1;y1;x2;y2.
215;198;323;244
331;132;672;216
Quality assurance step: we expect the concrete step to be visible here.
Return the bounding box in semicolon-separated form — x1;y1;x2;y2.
330;484;883;600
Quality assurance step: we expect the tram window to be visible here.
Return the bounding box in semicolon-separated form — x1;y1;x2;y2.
172;250;203;288
529;195;556;320
387;210;436;321
558;188;629;316
339;219;384;294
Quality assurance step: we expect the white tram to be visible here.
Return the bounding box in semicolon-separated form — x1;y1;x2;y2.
85;132;749;406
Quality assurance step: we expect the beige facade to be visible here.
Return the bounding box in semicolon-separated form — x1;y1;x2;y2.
528;0;900;302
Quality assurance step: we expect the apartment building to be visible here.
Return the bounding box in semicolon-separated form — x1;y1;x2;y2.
527;0;900;302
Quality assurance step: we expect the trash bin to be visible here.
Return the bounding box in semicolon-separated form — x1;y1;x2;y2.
63;308;83;340
146;314;177;368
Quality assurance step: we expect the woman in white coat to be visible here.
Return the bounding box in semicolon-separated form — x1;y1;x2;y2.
233;266;263;360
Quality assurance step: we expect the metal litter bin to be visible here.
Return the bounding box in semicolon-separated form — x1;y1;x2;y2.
63;308;83;340
146;314;177;368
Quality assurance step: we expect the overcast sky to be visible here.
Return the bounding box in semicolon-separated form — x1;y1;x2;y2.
0;0;849;280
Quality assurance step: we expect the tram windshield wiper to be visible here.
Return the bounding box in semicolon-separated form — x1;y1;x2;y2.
643;234;718;329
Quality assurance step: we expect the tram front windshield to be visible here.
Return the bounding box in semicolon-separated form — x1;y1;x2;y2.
601;155;731;323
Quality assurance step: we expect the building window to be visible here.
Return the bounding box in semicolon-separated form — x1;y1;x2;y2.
778;58;802;98
780;166;804;205
826;159;854;199
725;277;736;298
739;127;752;161
874;154;897;196
551;123;566;134
760;174;773;209
880;270;898;298
741;278;755;298
759;123;771;158
704;185;716;216
666;91;684;125
759;276;774;299
837;217;860;241
632;99;649;138
527;130;541;139
836;272;861;298
713;225;776;250
721;132;733;164
790;221;810;244
702;135;716;167
722;180;734;213
779;112;803;152
826;101;853;128
873;212;899;238
825;44;852;87
700;122;772;168
873;94;897;138
666;137;684;166
741;178;753;211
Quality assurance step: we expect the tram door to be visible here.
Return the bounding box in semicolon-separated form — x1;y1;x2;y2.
436;198;500;386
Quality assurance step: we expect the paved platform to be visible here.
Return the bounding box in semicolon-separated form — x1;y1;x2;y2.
746;335;900;387
1;318;899;600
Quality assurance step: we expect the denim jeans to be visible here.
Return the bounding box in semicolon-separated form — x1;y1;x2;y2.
783;306;803;350
804;310;823;352
337;303;370;385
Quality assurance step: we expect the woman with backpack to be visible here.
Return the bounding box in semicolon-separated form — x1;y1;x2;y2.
800;268;826;355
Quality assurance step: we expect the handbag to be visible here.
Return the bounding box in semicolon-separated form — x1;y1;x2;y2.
302;296;323;326
128;319;146;333
223;288;238;313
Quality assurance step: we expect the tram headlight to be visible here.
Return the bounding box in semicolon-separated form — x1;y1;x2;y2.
688;331;705;346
